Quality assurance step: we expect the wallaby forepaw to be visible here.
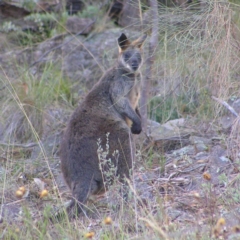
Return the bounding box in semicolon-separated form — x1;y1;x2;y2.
131;123;142;134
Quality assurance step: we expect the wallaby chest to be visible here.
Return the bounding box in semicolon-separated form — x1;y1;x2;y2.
121;74;141;110
129;73;141;109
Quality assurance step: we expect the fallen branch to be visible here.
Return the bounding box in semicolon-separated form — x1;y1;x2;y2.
140;0;159;132
212;96;238;117
0;142;38;148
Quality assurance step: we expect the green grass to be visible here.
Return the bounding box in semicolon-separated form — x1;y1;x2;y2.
4;11;69;46
144;0;240;123
0;62;73;143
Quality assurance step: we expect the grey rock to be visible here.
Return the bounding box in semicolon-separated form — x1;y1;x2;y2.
147;119;194;152
208;145;233;175
195;143;208;153
148;119;191;141
171;145;195;156
219;156;230;163
162;118;185;130
220;115;235;130
66;0;84;15
189;136;212;145
66;17;94;34
118;0;140;27
190;136;210;153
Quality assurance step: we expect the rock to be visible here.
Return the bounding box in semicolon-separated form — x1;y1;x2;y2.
219;156;231;162
66;17;94;35
189;136;212;146
118;0;140;27
219;97;240;130
209;145;231;173
0;2;30;20
171;145;195;156
194;143;208;153
162;118;185;130
220;115;235;130
108;0;123;22
0;28;143;86
190;136;211;153
147;119;195;152
147;119;161;129
66;0;85;15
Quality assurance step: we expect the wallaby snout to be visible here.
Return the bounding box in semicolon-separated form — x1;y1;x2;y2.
130;58;139;71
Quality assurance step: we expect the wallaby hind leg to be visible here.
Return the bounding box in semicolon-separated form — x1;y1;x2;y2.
69;178;104;216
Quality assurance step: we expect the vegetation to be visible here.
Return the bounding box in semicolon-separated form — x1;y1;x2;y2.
0;0;240;239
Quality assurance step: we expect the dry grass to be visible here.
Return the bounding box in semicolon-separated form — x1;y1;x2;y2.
136;0;240;122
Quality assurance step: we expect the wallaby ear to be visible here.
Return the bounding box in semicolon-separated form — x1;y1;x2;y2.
118;33;130;51
132;34;147;48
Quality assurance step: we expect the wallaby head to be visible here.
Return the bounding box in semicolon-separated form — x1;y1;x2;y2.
118;33;147;72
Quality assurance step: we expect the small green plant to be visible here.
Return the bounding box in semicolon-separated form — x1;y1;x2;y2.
149;93;197;123
24;13;57;40
7;11;69;46
22;0;37;12
77;5;101;19
0;21;19;33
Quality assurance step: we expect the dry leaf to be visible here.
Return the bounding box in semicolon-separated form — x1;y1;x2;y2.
33;178;45;191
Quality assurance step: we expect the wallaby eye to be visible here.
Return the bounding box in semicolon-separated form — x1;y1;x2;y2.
124;52;131;61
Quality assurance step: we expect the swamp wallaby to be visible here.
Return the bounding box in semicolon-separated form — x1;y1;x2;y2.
60;33;147;213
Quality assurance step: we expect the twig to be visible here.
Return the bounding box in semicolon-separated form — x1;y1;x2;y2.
140;0;158;132
0;142;38;148
211;96;238;117
140;217;170;240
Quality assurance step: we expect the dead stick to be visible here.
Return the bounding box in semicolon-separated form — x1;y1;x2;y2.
211;96;238;117
0;142;38;148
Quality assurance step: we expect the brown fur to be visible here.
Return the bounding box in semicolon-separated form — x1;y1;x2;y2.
60;33;146;212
